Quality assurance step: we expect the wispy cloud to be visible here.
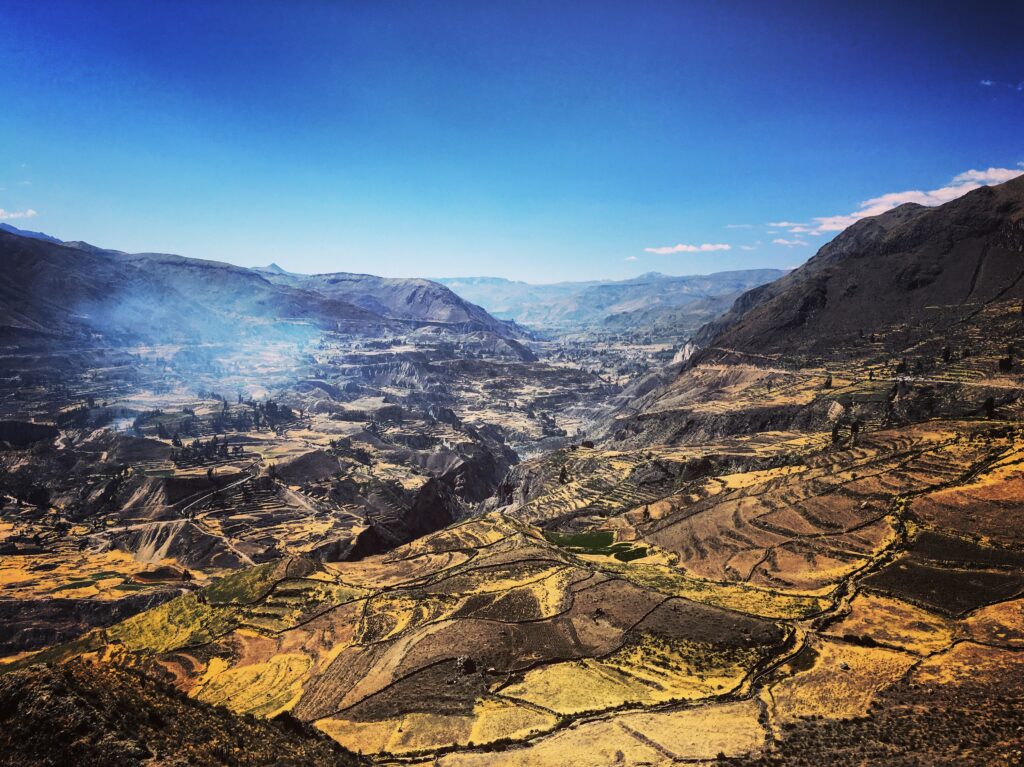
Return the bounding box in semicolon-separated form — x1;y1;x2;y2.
785;166;1024;235
624;255;638;261
725;223;752;229
644;242;732;254
739;244;758;251
767;221;805;228
0;208;38;221
979;78;1023;92
772;237;808;247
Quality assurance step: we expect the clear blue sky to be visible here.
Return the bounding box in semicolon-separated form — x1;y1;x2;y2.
1;1;1022;282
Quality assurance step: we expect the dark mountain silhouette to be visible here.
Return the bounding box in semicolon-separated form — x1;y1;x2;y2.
692;175;1024;360
0;222;63;243
603;175;1024;446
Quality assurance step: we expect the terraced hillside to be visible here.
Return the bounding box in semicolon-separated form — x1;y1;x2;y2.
12;408;1023;764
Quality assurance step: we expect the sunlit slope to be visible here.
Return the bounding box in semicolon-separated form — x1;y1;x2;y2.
23;515;791;757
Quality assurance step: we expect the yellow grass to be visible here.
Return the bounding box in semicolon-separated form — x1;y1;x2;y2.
192;651;313;716
769;636;915;724
600;561;828;619
823;593;954;654
502;636;761;715
964;597;1024;647
437;698;764;767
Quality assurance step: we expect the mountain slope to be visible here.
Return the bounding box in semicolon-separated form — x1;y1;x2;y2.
692;176;1024;360
603;175;1024;446
0;229;219;343
261;271;521;337
0;660;366;767
0;222;63;243
0;229;519;345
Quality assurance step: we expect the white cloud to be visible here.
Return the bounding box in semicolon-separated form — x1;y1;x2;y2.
980;79;994;86
624;255;638;261
772;237;808;246
739;245;758;251
0;208;38;221
726;223;752;229
767;221;805;227
951;167;1023;184
793;166;1024;235
644;242;732;254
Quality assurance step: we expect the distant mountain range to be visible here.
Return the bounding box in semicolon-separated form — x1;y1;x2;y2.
0;226;519;346
438;269;788;337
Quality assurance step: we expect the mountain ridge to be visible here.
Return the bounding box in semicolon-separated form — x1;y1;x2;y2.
690;176;1024;360
438;268;789;335
0;229;522;345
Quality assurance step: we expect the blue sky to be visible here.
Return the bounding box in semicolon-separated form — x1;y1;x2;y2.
1;1;1022;282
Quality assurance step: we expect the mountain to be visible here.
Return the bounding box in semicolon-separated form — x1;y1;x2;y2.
692;176;1024;360
259;270;520;336
604;175;1024;446
0;222;63;243
0;229;225;344
439;269;788;336
0;229;520;346
436;276;599;327
6;179;1024;766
